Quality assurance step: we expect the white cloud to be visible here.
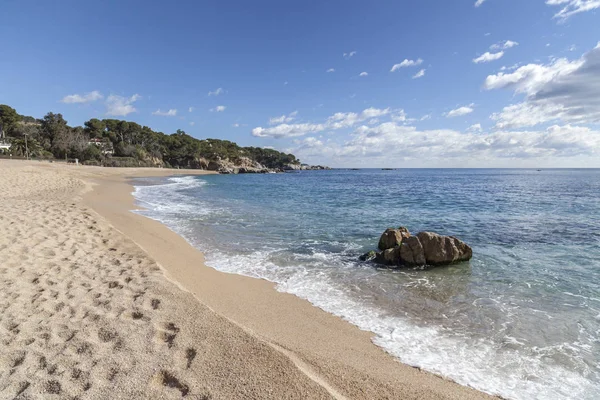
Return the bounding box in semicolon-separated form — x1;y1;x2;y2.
253;102;600;166
189;107;194;112
327;68;335;73
252;107;392;138
446;104;475;118
105;94;140;116
269;111;298;125
152;109;177;116
468;123;483;132
413;69;426;79
499;63;522;72
473;51;504;63
420;114;432;121
475;0;487;7
390;58;423;72
210;105;226;112
232;123;240;128
293;137;324;149
61;91;103;104
491;40;519;50
252;123;325;138
359;72;368;77
327;107;391;130
189;122;195;126
546;0;600;20
483;57;584;94
484;43;600;128
208;87;224;96
343;51;357;59
291;121;600;167
392;109;408;122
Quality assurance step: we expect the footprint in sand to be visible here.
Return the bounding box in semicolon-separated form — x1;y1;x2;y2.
155;370;190;397
185;348;197;369
157;322;180;348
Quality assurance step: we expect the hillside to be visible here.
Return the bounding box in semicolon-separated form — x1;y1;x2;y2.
0;104;322;173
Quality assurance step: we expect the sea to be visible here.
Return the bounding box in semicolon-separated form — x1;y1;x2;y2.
131;169;600;400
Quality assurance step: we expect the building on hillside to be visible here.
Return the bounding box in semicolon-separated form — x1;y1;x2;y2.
88;138;114;155
0;126;11;152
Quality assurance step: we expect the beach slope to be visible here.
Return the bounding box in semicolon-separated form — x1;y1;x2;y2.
0;160;493;399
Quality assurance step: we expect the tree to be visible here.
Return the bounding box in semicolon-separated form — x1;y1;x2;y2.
52;126;88;160
0;104;21;136
82;144;102;161
10;121;40;140
116;120;129;143
84;118;105;138
2;103;308;170
40;112;69;148
10;138;42;157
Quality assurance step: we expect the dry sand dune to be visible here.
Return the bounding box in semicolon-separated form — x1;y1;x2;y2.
0;161;492;400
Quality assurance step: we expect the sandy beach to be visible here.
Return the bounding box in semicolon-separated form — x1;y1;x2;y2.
0;160;494;399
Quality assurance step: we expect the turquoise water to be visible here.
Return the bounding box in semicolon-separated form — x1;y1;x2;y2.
132;169;600;399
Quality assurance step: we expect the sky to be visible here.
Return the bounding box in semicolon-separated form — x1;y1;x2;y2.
1;0;599;168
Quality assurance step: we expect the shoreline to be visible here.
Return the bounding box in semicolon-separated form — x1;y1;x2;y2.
0;160;493;399
83;166;494;399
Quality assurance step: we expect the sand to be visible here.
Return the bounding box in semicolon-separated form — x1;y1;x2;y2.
0;160;495;399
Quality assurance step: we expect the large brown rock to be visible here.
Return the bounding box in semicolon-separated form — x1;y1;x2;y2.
399;236;426;266
378;227;410;251
416;232;472;265
382;247;401;266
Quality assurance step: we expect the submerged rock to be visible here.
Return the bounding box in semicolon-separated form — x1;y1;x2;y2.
362;227;472;268
359;250;377;261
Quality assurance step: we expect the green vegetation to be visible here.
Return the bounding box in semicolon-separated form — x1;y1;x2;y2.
0;104;300;169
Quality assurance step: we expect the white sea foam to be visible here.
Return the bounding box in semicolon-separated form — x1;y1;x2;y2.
131;177;600;400
133;176;213;215
204;249;599;400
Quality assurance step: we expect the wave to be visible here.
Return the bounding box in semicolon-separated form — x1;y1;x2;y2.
202;248;598;400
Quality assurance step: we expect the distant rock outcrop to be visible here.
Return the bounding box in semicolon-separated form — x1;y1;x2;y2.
207;157;272;174
203;160;331;174
361;227;472;268
283;163;331;171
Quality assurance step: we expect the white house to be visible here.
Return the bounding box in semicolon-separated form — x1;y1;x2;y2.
0;128;10;151
88;138;114;155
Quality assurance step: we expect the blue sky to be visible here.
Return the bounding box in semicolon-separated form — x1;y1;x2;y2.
1;0;599;167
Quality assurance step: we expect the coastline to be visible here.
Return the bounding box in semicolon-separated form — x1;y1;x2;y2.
0;160;493;399
84;166;493;399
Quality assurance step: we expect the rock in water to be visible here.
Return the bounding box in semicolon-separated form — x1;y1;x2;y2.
359;250;377;262
416;232;472;265
378;227;410;251
382;247;401;267
362;227;472;268
399;236;426;266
